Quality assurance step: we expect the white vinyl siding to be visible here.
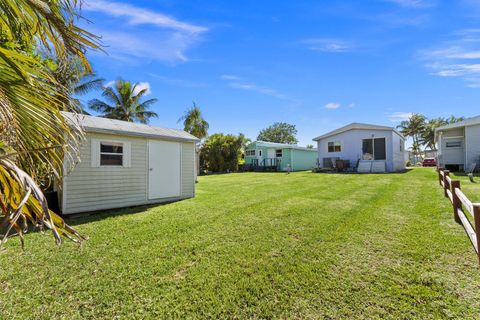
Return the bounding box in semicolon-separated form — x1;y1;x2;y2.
181;142;195;197
316;129;404;172
62;132;195;214
465;125;480;168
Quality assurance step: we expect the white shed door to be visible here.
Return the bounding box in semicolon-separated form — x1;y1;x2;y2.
148;140;181;199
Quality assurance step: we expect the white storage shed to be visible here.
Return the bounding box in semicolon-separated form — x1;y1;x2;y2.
60;112;199;214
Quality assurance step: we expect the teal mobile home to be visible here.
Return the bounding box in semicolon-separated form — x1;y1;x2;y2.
244;141;318;171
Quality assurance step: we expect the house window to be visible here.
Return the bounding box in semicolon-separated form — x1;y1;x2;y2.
362;138;386;160
400;141;404;152
259;150;262;156
275;149;283;157
246;150;255;156
328;141;341;152
446;141;462;148
100;142;123;166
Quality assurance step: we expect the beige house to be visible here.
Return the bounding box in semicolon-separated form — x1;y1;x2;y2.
60;112;199;215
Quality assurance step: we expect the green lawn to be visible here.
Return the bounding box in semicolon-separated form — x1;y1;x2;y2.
450;171;480;203
2;168;480;319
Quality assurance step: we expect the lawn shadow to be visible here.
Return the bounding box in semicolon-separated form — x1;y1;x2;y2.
63;201;176;226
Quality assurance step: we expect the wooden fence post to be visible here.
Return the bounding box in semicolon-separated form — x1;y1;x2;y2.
443;170;450;198
473;204;480;265
451;180;461;224
437;168;443;186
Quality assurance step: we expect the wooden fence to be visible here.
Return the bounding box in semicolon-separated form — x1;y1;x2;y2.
437;169;480;264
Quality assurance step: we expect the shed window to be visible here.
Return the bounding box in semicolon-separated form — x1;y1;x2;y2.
275;149;283;157
100;142;123;166
328;141;341;152
446;141;462;148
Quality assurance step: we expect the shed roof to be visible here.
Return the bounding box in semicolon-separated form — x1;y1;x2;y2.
249;141;317;151
62;112;199;142
435;115;480;132
312;122;404;141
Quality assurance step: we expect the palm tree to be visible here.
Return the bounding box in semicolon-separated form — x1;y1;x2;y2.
0;0;100;248
397;113;426;159
89;79;158;124
420;118;447;151
50;54;104;113
178;102;209;181
420;116;464;151
177;102;209;140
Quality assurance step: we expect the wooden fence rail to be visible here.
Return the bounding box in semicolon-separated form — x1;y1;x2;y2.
437;168;480;264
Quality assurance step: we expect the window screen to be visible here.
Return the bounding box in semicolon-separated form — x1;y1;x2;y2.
100;142;123;166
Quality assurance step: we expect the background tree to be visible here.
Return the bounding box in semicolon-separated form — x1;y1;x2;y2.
257;122;298;144
397;113;426;159
89;79;158;124
178;102;209;140
49;54;104;113
306;144;314;149
200;133;245;172
0;0;100;248
420;115;464;151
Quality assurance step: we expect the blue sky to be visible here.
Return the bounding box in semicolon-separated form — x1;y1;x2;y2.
80;0;480;146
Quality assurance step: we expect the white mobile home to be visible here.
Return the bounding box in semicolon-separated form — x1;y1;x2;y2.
60;112;199;214
435;116;480;172
313;123;406;173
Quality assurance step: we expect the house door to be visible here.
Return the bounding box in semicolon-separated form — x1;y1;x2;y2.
362;138;386;160
148;140;181;199
257;149;263;165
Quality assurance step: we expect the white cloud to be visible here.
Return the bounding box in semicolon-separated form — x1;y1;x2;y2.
83;1;207;63
387;112;413;122
134;82;151;95
420;29;480;87
147;73;207;88
228;82;288;100
302;38;352;53
220;76;300;104
220;74;243;80
348;103;356;108
84;0;207;33
105;80;115;88
384;0;434;8
325;102;341;109
104;80;151;95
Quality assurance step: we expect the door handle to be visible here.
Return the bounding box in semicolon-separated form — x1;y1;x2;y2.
149;168;153;171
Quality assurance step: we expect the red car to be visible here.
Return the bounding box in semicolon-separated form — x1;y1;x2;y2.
422;158;437;167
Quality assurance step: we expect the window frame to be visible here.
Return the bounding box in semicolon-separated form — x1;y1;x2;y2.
246;149;256;156
275;149;283;158
445;141;462;148
362;137;387;161
99;141;124;167
327;141;341;153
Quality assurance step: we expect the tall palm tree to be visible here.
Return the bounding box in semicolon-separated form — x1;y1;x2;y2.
397;113;426;159
0;0;100;248
177;102;209;140
89;79;158;124
178;102;209;181
420;116;465;151
50;54;104;113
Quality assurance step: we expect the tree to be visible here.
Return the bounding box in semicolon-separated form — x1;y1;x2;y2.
89;79;158;124
200;134;245;172
178;102;209;140
257;122;298;144
420;115;464;151
0;0;100;248
306;144;314;149
50;54;104;113
397;114;426;159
